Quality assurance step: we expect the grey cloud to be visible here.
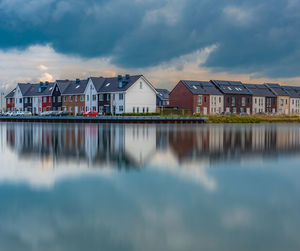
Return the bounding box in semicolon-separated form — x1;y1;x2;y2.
0;0;300;77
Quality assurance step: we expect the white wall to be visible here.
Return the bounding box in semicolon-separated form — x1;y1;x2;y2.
290;98;300;115
125;77;156;113
111;92;125;115
85;79;98;112
32;97;42;114
252;96;265;114
209;95;223;115
14;86;23;111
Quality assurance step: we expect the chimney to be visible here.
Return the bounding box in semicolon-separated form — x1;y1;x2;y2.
125;74;130;80
118;75;123;88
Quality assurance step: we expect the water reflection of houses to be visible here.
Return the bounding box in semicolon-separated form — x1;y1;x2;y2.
6;123;300;168
168;124;300;163
6;123;158;169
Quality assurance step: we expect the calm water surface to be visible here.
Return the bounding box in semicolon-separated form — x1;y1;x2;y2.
0;122;300;251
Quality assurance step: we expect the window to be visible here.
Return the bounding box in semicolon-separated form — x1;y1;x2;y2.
106;94;110;101
99;106;104;113
112;94;115;100
255;98;257;104
64;96;67;102
20;98;23;104
196;107;200;114
119;93;124;100
280;99;284;106
70;107;72;112
142;107;145;113
25;98;28;103
81;106;84;112
56;86;58;91
240;108;244;113
204;97;207;103
53;97;56;103
119;105;124;112
70;96;73;101
146;107;149;113
219;97;221;103
137;107;139;113
99;94;103;101
231;97;235;106
140;82;143;89
75;96;78;102
92;95;96;101
43;97;47;103
198;96;202;105
58;96;61;102
242;97;246;106
133;107;135;113
286;99;288;105
87;95;89;101
233;107;236;113
92;106;96;111
80;95;85;102
7;99;10;104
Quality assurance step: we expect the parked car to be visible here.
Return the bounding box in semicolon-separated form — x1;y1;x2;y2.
23;111;32;116
40;111;52;116
57;111;70;116
16;111;25;116
83;111;98;117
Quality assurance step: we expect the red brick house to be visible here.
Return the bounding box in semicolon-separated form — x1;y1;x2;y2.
169;80;223;115
5;89;16;111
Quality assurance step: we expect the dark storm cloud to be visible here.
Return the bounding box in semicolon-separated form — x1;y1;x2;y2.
0;0;300;77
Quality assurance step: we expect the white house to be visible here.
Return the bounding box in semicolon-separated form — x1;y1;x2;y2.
88;75;157;115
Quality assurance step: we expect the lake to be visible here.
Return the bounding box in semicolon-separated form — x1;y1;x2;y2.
0;122;300;251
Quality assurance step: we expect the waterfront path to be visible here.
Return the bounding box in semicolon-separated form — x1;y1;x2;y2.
0;116;208;124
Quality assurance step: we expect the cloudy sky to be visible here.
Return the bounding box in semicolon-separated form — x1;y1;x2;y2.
0;0;300;93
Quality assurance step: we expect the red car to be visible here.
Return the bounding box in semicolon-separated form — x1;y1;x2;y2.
83;111;98;117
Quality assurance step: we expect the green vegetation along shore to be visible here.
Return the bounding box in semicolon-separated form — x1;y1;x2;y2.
206;115;300;123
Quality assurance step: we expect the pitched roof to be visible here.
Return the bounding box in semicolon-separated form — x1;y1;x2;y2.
56;80;71;94
282;86;300;98
211;80;252;95
17;83;32;95
156;89;170;100
5;88;16;98
62;80;88;95
89;77;106;92
98;75;143;93
181;80;223;95
243;84;276;97
265;83;290;96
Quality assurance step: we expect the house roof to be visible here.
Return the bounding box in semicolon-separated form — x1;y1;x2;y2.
62;80;88;95
282;86;300;98
17;83;33;96
156;89;170;100
243;84;276;97
89;77;106;92
181;80;223;95
5;88;16;98
98;75;143;93
211;80;252;95
265;83;290;96
56;80;71;94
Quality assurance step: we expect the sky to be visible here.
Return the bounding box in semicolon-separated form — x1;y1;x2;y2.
0;0;300;93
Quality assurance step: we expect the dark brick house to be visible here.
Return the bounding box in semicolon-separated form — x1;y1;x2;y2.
210;80;252;114
169;80;223;115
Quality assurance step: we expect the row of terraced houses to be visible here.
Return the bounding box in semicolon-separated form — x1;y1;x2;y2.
5;75;158;115
169;80;300;115
5;76;300;115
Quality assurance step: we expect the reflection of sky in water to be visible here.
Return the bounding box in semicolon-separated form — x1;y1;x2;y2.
0;122;300;250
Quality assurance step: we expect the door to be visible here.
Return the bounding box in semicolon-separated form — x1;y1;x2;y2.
203;107;207;115
75;106;78;115
246;108;250;114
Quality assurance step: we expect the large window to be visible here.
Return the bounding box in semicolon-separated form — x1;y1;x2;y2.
75;96;78;102
81;95;85;102
196;107;200;113
119;93;124;100
231;97;235;106
242;97;246;106
20;98;23;104
99;94;103;101
198;96;202;105
70;96;73;101
92;95;96;101
43;97;47;103
119;105;124;112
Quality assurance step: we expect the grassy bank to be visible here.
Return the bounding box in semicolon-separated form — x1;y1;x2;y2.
206;115;300;123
